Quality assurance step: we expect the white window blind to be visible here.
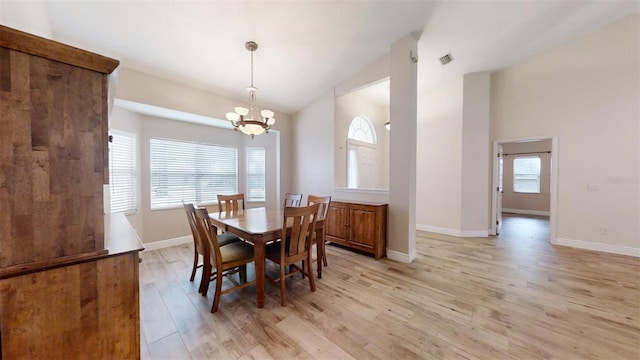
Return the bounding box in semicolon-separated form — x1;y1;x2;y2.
513;157;541;193
246;147;266;202
109;130;136;213
150;138;238;209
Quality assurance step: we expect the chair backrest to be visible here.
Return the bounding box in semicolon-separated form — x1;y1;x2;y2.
283;193;303;207
193;207;222;270
306;195;331;220
217;193;245;213
280;203;320;259
183;203;205;256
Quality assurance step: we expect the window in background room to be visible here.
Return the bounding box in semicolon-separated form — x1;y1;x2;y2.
109;130;137;213
348;115;376;144
150;138;238;209
347;116;378;189
513;156;541;193
246;147;266;202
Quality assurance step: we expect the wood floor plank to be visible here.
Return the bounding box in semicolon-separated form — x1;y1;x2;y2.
140;214;640;359
276;314;356;360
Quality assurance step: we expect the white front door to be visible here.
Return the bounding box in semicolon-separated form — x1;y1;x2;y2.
496;144;504;234
491;142;504;235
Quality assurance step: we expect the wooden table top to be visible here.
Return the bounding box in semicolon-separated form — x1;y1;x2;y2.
209;207;324;244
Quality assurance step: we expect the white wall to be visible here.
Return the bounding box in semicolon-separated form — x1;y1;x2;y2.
491;14;640;254
0;1;52;39
461;72;491;234
416;78;463;232
292;91;335;197
416;72;491;237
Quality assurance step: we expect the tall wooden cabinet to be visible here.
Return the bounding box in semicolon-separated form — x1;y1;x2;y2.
325;200;387;259
0;25;143;359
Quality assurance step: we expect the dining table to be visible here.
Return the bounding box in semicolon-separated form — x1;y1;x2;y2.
208;207;325;308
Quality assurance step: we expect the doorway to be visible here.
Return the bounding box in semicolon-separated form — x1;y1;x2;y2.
491;136;558;244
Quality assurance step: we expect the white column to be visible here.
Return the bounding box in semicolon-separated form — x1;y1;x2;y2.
388;33;418;262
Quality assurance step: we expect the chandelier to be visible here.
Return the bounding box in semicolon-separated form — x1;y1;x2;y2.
226;41;275;138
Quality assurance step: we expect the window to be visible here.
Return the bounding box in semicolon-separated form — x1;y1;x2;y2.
108;130;136;213
513;157;541;193
348;115;376;144
347;116;378;188
246;147;266;202
150;138;238;209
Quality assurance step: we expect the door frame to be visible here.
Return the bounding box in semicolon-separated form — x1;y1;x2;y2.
490;135;558;244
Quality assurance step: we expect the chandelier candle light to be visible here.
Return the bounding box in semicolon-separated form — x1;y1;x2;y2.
226;41;275;138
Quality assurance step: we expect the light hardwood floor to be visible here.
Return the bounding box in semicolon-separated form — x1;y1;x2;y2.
140;215;640;359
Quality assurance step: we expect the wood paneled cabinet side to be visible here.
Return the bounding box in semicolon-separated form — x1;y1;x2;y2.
0;25;119;267
325;200;387;259
0;26;143;360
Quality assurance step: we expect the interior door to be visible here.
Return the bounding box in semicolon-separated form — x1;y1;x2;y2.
496;144;504;234
491;142;505;235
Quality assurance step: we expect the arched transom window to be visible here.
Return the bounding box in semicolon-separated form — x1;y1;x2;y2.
348;116;376;144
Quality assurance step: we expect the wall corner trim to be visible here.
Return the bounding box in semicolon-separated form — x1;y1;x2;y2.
416;224;489;238
554;237;640;257
142;235;192;251
386;249;416;263
503;208;550;217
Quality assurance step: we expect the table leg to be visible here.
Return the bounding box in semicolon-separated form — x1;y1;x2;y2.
254;242;266;308
316;227;323;278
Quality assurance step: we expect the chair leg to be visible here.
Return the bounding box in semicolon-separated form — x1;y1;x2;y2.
322;241;328;267
211;274;223;313
200;263;211;296
190;251;198;281
307;254;316;292
239;264;247;283
280;263;287;306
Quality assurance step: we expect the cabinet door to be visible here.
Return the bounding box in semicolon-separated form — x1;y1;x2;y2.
326;205;348;241
349;209;376;249
0;49;106;267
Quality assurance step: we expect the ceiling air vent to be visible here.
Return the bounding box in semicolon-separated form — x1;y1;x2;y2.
439;53;453;66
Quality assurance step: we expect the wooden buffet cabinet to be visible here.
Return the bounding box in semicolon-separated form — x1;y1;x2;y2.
325;200;387;260
0;25;143;359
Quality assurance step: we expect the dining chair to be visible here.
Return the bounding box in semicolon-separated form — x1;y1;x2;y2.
283;192;303;207
193;207;256;313
307;194;332;267
266;203;320;306
217;193;246;212
183;203;242;294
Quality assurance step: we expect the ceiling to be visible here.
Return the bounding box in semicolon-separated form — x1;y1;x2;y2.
41;1;638;115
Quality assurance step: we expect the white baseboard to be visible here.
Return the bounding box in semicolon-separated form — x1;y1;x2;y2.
503;208;550;216
386;248;416;263
416;224;488;238
143;235;192;251
554;237;640;257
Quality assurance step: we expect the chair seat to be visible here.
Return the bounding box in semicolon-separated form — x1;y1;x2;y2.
218;232;242;246
220;241;255;264
266;238;294;263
